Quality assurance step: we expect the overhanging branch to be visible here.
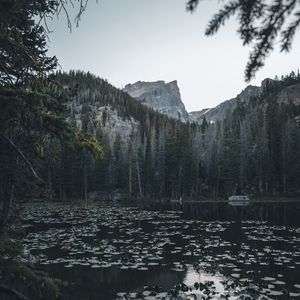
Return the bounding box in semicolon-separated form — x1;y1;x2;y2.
0;133;43;182
0;284;31;300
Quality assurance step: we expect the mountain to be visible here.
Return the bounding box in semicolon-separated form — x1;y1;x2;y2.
49;71;198;200
190;85;261;123
278;82;300;105
189;108;210;121
41;70;300;201
190;78;300;124
123;80;191;123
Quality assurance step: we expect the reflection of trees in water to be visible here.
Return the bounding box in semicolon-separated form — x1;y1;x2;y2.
222;207;244;258
43;264;185;300
25;204;300;300
223;219;243;247
178;202;300;226
182;203;229;221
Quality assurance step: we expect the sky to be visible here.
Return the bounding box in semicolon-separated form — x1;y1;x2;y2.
47;0;300;112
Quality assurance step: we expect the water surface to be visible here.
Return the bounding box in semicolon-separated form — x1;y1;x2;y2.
21;202;300;299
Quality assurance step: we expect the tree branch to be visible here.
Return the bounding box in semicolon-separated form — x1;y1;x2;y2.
0;133;42;182
0;284;31;300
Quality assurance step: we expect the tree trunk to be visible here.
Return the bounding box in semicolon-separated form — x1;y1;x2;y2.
136;159;143;198
0;184;14;233
47;168;53;199
129;160;132;197
84;163;88;203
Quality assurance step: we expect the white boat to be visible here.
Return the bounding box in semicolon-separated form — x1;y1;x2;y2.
228;195;250;206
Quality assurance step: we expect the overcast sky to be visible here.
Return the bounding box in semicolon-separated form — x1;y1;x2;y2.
48;0;300;112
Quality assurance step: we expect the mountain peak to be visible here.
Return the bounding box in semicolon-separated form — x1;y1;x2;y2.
190;84;261;124
123;80;191;122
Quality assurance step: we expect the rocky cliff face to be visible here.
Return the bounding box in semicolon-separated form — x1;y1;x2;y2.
190;79;300;124
189;109;210;121
190;85;261;123
124;78;297;125
64;72;300;151
123;80;191;122
68;102;140;148
278;83;300;105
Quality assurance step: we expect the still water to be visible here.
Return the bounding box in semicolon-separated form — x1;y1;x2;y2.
21;202;300;299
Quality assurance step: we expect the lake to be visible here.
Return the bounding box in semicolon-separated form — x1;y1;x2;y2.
21;201;300;299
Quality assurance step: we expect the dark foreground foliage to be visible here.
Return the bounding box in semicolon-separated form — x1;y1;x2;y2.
0;236;62;300
187;0;300;81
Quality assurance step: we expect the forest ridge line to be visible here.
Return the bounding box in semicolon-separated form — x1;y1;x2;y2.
38;70;300;202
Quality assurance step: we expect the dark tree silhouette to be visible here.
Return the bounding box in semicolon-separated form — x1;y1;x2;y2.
0;0;90;86
0;0;102;233
187;0;300;81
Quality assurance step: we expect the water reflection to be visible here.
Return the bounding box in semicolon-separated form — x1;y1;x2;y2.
149;201;300;226
42;264;185;299
183;266;225;294
21;202;300;300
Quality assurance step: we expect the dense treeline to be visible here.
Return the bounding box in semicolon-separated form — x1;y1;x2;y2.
42;70;300;201
44;71;198;200
2;2;299;216
0;2;102;233
0;3;101;299
203;73;300;197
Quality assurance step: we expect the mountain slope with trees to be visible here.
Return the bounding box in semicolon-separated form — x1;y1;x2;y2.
44;70;300;201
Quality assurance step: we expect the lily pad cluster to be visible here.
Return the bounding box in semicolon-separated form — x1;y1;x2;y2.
20;203;300;300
